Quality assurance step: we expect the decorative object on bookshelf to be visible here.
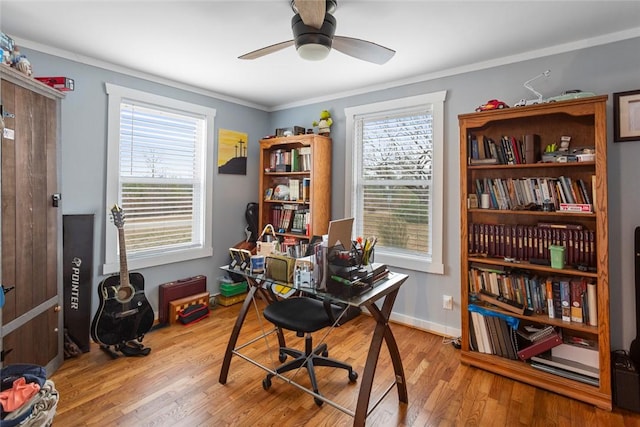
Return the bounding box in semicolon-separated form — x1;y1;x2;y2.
459;96;611;410
613;89;640;143
312;109;333;136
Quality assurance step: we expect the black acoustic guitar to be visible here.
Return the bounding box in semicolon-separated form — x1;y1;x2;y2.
91;205;154;348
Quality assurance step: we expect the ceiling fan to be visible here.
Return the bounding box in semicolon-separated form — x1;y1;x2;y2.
238;0;395;64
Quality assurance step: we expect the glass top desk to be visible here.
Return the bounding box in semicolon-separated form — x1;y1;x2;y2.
218;264;409;427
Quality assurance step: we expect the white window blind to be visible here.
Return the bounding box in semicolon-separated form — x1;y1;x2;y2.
345;91;445;274
354;109;433;256
104;83;215;273
119;102;204;255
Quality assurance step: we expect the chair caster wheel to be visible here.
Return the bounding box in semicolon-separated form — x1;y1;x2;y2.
314;397;324;406
279;352;287;363
262;377;272;390
348;370;358;382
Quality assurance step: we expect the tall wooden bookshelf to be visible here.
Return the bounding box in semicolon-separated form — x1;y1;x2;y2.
458;96;611;409
258;134;331;252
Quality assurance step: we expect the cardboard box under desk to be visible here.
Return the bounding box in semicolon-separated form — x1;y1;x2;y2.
216;293;247;307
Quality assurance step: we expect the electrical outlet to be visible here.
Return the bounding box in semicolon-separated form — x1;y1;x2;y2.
442;295;453;310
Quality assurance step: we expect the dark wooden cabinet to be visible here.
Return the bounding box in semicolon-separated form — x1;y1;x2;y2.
1;65;65;373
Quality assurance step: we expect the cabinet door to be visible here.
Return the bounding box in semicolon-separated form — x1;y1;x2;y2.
1;77;62;372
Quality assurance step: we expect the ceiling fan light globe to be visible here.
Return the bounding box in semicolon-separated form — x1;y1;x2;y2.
291;13;335;61
297;43;331;61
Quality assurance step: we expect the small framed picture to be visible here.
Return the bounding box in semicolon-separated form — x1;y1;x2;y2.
468;194;478;209
264;187;273;200
613;89;640;142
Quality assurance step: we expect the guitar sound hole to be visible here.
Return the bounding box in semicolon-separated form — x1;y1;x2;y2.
117;287;133;301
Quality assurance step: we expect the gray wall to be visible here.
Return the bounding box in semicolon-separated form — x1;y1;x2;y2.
270;37;640;348
22;49;270;320
25;36;640;350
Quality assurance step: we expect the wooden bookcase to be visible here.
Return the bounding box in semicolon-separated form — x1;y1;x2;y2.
258;134;331;252
458;96;611;409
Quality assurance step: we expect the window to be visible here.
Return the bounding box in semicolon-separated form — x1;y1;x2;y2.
104;83;215;274
345;91;446;274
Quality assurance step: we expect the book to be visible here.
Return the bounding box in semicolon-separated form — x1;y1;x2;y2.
470;311;491;354
288;178;300;201
570;279;586;323
485;315;501;356
522;134;541;164
469;157;499;165
546;279;555;318
516;325;555;342
551;343;599;369
290;148;299;172
531;354;599;379
516;332;562;360
587;281;597;326
301;178;311;201
530;359;599;387
560;280;571;322
477;289;526;315
497;318;518;360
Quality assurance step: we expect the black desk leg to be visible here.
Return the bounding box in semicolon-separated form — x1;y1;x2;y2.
354;288;408;426
219;278;286;384
219;284;259;384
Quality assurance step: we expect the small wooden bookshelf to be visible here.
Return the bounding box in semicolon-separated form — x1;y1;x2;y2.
258;134;331;248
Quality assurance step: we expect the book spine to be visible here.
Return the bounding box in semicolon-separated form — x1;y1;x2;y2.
587;281;598;326
546;279;555;319
570;279;585;323
560;281;571;322
517;333;563;360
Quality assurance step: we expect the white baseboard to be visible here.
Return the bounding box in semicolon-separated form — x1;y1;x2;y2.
359;307;461;338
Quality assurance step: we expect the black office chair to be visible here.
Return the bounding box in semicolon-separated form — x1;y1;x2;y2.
262;295;359;406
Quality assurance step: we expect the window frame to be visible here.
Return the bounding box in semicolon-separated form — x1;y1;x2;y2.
345;91;446;274
103;83;215;274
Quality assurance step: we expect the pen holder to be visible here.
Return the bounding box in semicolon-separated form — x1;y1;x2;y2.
326;245;373;297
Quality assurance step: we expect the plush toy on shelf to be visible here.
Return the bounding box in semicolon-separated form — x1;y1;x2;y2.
10;47;33;76
312;109;333;136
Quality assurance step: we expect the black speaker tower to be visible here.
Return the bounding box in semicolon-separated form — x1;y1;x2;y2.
630;227;640;366
613;226;640;412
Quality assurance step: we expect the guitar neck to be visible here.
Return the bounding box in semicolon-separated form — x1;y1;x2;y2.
118;226;130;286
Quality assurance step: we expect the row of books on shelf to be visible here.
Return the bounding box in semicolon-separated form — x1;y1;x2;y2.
473;175;594;211
268;147;312;172
280;236;309;258
287;178;310;202
468;134;540;165
469;262;598;325
468;222;596;267
468;305;599;385
270;205;310;234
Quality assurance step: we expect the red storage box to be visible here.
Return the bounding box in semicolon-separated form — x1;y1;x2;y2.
34;76;75;91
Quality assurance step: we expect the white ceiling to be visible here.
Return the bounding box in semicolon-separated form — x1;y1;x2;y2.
2;1;640;110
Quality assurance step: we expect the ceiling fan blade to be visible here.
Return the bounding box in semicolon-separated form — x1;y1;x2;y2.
238;40;295;60
332;36;396;65
294;0;326;29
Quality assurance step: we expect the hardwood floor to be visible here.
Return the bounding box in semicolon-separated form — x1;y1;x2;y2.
52;300;640;426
